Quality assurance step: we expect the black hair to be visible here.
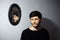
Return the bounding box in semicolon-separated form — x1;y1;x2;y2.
12;7;19;16
29;11;42;19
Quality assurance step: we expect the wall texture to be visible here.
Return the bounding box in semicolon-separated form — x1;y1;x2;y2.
0;0;60;40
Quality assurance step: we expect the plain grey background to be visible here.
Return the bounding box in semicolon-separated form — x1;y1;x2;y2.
0;0;60;40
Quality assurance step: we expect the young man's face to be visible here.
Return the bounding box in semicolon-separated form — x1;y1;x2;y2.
13;15;19;23
30;16;41;28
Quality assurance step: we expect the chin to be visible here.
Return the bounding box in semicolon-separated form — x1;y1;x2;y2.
33;25;37;27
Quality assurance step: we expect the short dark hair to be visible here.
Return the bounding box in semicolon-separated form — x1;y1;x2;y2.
29;11;42;19
12;8;19;16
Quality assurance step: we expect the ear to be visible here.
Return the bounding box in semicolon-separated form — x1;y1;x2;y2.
39;19;42;22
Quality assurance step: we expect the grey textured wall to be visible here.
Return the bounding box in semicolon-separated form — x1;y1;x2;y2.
0;0;60;40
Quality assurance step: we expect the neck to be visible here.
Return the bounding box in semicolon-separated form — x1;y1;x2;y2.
29;26;41;31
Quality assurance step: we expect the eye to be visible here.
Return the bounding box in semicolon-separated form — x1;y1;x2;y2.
8;3;21;26
35;18;38;20
31;19;33;20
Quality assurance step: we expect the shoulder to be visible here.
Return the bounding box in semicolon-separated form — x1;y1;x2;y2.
22;28;29;34
41;28;49;33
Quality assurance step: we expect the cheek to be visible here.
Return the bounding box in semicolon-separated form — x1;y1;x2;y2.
30;20;33;24
35;20;40;24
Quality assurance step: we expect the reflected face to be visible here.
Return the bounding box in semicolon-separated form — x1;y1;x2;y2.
8;4;21;26
30;16;41;28
13;15;19;23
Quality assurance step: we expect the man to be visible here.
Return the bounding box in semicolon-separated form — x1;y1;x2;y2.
13;14;19;23
21;11;50;40
12;10;19;25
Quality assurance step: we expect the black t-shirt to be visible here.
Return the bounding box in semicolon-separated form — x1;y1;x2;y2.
21;28;50;40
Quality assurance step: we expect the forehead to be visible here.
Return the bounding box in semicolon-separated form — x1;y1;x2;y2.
30;16;39;19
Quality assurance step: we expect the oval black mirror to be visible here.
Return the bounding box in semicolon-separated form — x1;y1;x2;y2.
8;3;21;26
